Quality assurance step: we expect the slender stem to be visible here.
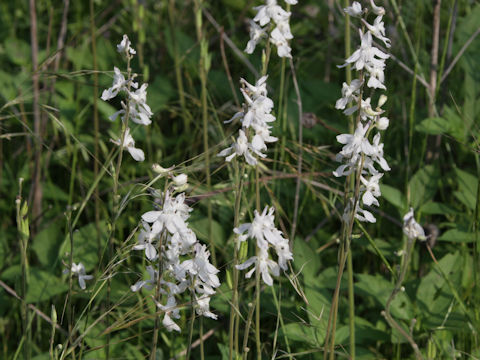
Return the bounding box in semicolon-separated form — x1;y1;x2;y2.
194;0;216;266
16;179;30;360
255;167;261;359
89;0;102;261
382;236;423;360
289;57;304;244
271;286;292;359
200;317;205;360
344;5;355;358
168;0;190;131
66;213;76;359
107;56;132;360
150;231;165;360
29;0;42;232
185;294;196;360
229;163;245;360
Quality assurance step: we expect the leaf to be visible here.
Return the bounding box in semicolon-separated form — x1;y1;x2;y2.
438;229;475;243
60;221;107;272
380;184;407;212
26;269;68;303
420;201;457;215
415;117;450;135
277;323;317;345
416;252;463;325
409;165;438;209
453;168;478;210
32;223;62;267
189;217;225;247
355;274;413;321
293;238;320;281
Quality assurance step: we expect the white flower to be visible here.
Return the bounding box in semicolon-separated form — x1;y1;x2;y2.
101;67;129;101
64;262;93;290
403;208;425;240
182;244;220;290
245;20;266;54
342;30;389;71
141;192;192;236
363;16;391;48
344;1;363;17
162;313;181;332
336;122;374;159
335;79;363;110
218;129;260;165
117;34;136;56
234;206;292;285
270;27;292;58
247;0;295;58
236;248;280;286
360;173;383;206
133;222;158;260
131;265;157;292
370;0;386;16
112;128;145;162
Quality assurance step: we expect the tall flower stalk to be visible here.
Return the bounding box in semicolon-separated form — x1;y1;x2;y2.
325;2;391;358
219;1;297;358
101;34;152;358
129;171;220;358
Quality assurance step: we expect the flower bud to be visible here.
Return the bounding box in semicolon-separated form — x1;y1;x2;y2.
378;94;388;108
377;117;389;130
173;174;188;187
152;163;174;174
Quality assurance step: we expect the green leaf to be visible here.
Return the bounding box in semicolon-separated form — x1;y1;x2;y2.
420;201;457;215
26;269;68;303
415;117;449;135
60;221;106;272
189;217;225;247
453;168;478;210
355;274;413;320
278;323;317;345
293;238;320;281
32;223;62;267
409;165;438;209
438;229;475;243
416;252;463;325
380;184;407;212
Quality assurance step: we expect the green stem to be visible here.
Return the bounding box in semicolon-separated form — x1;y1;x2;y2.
229;163;245;360
150;231;165;360
194;0;216;266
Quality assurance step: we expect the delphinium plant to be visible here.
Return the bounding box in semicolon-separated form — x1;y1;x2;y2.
325;1;391;358
130;169;220;359
218;1;297;358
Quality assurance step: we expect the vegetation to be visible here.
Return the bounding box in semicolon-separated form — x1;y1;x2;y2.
0;0;479;359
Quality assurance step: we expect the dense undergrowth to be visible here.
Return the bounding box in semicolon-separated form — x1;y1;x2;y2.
0;0;479;359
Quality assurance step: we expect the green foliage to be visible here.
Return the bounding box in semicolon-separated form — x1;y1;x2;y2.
0;0;478;359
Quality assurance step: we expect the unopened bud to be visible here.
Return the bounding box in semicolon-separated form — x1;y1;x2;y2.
173;174;188;187
378;94;388;108
152;163;175;174
377;116;389;130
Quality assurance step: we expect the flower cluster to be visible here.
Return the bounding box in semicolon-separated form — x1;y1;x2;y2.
63;262;93;290
245;0;297;58
131;175;220;332
333;1;391;224
101;35;153;162
235;206;293;286
218;76;278;166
